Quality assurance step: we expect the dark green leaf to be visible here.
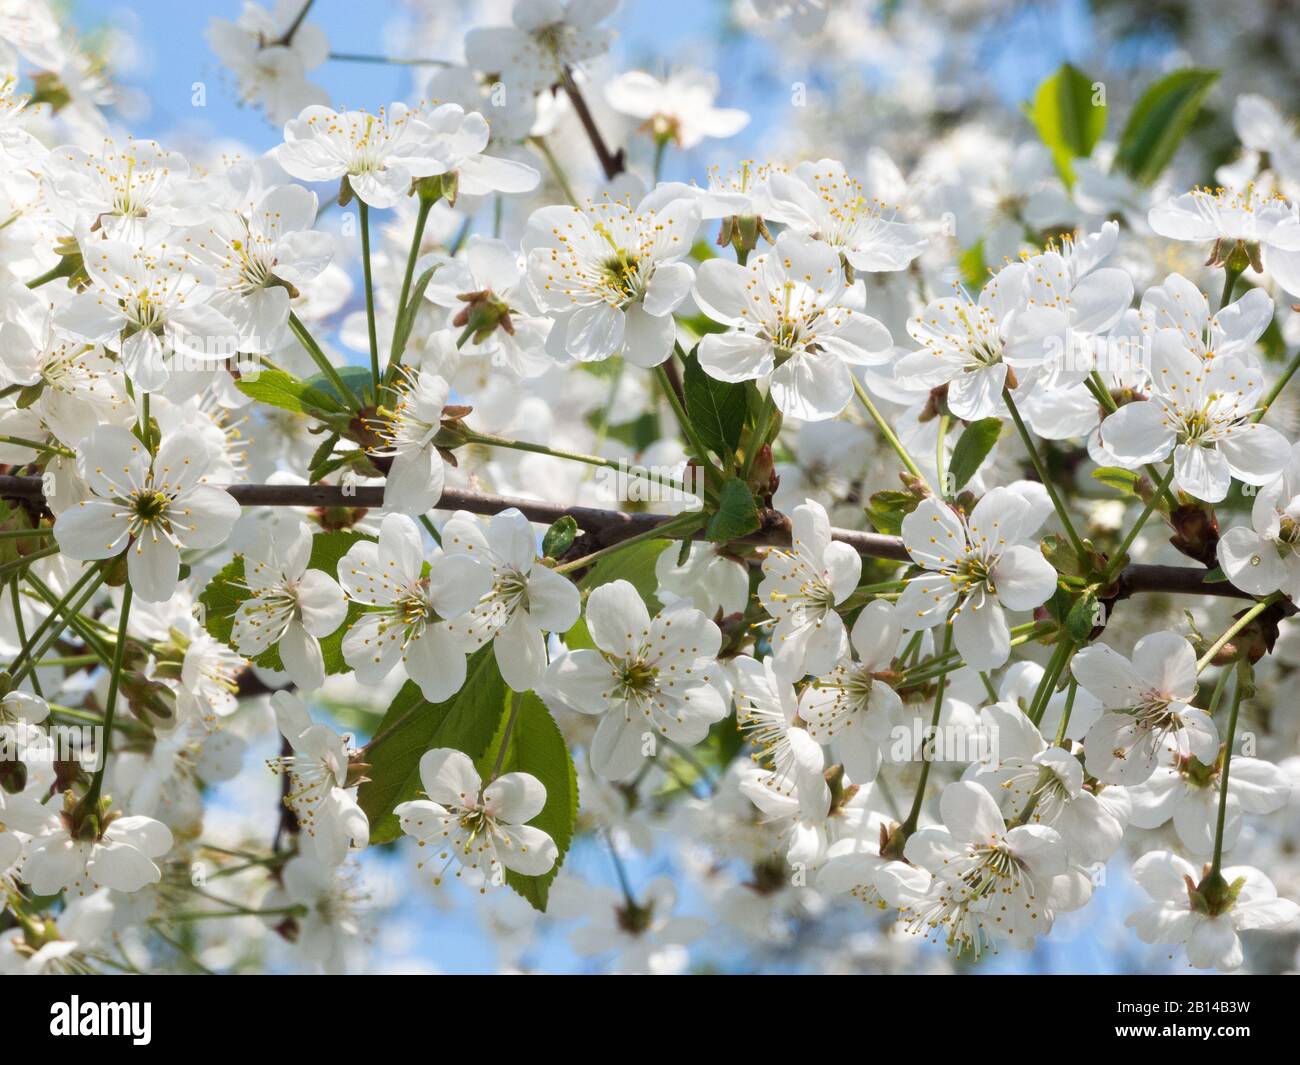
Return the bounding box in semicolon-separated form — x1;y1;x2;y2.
474;693;577;911
542;515;578;558
1115;69;1219;185
682;349;747;460
1066;593;1102;641
359;647;509;844
948;418;1003;491
866;489;920;536
706;478;761;542
301;365;374;411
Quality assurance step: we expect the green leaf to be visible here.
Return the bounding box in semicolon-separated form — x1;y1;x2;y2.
865;489;919;536
706;478;761;542
1026;63;1106;187
542;515;578;558
307;432;340;478
197;530;368;674
236;366;344;417
301;366;374;410
947;418;1003;491
391;263;440;367
1066;593;1102;642
474;693;578;911
359;647;509;845
1092;466;1141;496
1114;69;1219;185
682;349;747;461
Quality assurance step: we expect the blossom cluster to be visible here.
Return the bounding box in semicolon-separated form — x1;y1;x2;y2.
1;0;1299;976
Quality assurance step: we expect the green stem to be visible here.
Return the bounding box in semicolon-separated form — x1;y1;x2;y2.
328;52;448;66
902;627;953;832
288;312;362;410
1002;386;1088;562
935;413;950;498
853;377;929;488
1205;664;1233;715
1052;677;1078;746
9;579;41;697
529;136;579;206
1218;264;1243;312
24;572;114;667
1028;639;1074;727
462;429;692;494
1210;664;1246;878
0;543;60;580
358;202;381;398
0;434;73;458
741;390;777;480
1196;594;1280;673
554;512;702;575
1101;463;1176;583
7;567;104;684
388;196;434;366
83;583;132;808
1252;348;1300;423
0;526;53;540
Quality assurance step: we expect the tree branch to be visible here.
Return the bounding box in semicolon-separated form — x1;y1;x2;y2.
0;474;1265;602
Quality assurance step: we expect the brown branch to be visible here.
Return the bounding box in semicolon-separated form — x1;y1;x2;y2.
560;66;625;181
0;474;1262;601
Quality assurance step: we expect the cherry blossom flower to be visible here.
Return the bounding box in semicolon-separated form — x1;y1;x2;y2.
273;103;449;209
760;159;926;273
369;368;452;516
895;262;1028;420
180;182;334;353
464;0;617;97
544;579;726;780
1139;271;1273;368
438;508;581;691
206;0;330;124
693;231;893;420
1128;754;1290;856
897;486;1057;669
0;286;128;446
1216;442;1300;597
269;691;369;867
337;513;490;700
1126;851;1300;971
653;540;749;618
43;137;190;244
880;780;1067;957
22;809;174;897
605;69;749;149
524;191;700;367
56;241;239;394
970;702;1130;864
395;747;558;888
1071;632;1217;785
757;499;861;679
54;425;240;603
231;518;347;691
801;600;904;783
1148;184;1300;281
1098;332;1289;502
420;235;552;377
